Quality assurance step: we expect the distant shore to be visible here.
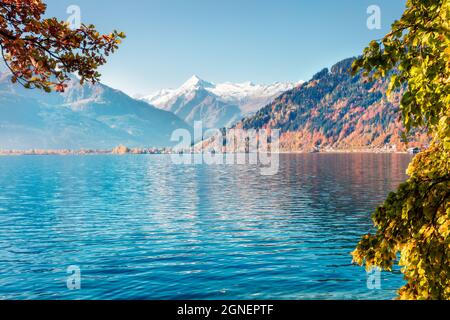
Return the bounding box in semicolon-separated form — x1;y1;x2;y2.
0;144;174;156
0;147;413;156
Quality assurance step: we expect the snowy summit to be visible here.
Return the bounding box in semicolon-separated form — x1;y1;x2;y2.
141;76;302;128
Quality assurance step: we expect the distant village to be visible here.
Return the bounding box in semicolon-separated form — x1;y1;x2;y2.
0;144;422;156
0;145;173;156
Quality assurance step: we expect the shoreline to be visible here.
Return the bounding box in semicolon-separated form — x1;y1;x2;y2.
0;148;412;156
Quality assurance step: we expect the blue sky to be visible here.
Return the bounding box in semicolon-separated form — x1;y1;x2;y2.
44;0;407;96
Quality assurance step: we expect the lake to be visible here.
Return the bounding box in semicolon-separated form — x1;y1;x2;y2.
0;153;411;300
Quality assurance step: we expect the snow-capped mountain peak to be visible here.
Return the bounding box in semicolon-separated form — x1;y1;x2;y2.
141;76;302;129
180;75;214;91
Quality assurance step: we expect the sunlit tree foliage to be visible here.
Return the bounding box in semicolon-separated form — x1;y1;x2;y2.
0;0;125;92
352;0;450;300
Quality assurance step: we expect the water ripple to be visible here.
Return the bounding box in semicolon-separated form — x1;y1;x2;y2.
0;153;411;300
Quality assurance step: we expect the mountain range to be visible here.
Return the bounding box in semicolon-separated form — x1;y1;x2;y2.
0;73;190;150
234;58;429;152
0;57;430;152
141;75;301;129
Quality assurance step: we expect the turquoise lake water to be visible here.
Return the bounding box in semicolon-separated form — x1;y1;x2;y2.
0;153;411;300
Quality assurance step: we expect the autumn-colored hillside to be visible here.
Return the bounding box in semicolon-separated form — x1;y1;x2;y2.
235;58;429;152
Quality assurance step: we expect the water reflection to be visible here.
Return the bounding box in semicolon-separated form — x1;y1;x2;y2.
0;154;411;299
